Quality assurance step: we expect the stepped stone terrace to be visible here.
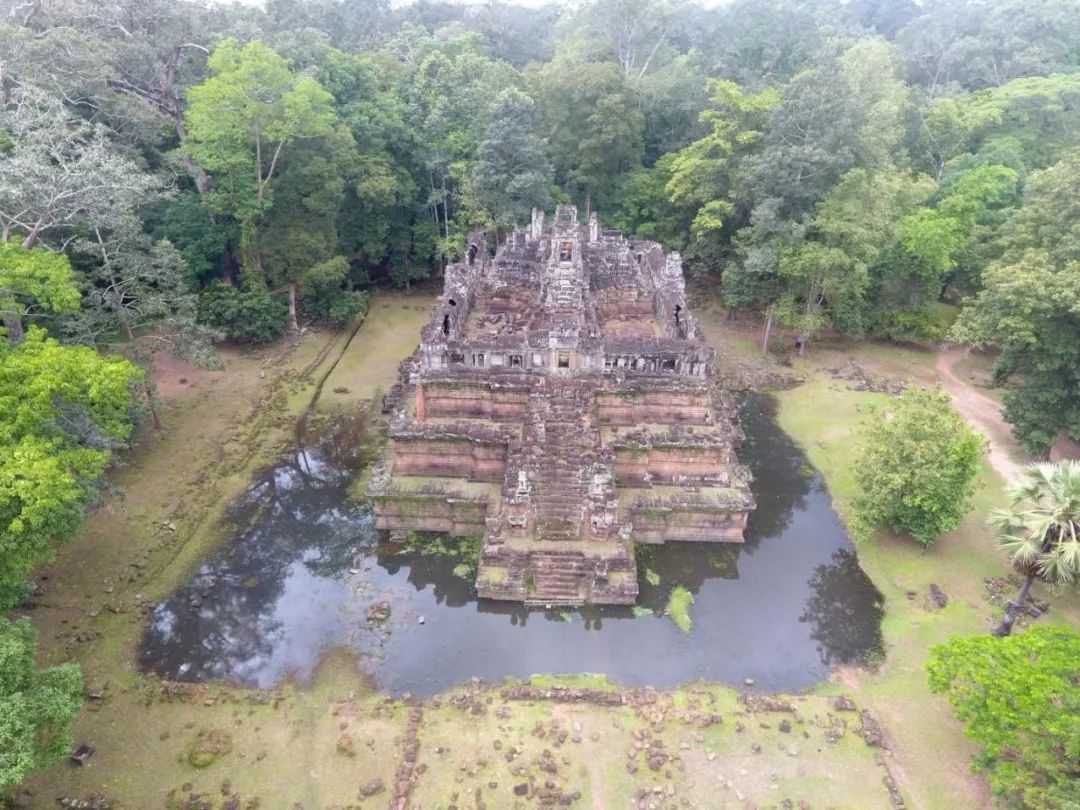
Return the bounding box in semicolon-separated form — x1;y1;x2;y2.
368;205;755;606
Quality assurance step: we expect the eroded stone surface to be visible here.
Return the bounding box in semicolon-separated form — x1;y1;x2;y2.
370;206;754;606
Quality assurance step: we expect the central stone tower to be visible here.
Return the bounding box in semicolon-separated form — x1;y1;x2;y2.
369;205;755;606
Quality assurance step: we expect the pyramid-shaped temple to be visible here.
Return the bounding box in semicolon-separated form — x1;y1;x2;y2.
369;205;755;606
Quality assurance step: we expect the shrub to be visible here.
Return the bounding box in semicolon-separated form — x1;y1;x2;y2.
300;256;369;325
197;276;288;343
0;618;84;790
928;625;1080;809
853;386;985;546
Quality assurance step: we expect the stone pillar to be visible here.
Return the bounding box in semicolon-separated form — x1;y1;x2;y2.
415;383;427;422
588;211;598;241
530;208;545;241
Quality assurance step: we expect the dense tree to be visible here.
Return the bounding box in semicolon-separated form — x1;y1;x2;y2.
184;39;338;274
0;241;81;345
0;86;159;251
987;461;1080;636
472;89;552;233
0;328;140;608
950;152;1080;452
531;59;644;212
852;387;985;547
928;624;1080;809
0;618;83;791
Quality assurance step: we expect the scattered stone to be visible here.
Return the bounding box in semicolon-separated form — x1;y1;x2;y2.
928;584;949;610
779;719;792;734
859;710;887;748
337;734;355;757
358;777;385;798
513;783;529;796
187;729;232;768
366;602;391;623
832;696;857;712
751;743;762;754
742;694;795;713
70;745;95;766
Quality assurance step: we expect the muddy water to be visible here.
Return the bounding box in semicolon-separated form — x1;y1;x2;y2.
140;395;883;695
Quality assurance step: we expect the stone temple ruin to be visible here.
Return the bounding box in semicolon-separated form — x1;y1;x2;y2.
369;205;755;606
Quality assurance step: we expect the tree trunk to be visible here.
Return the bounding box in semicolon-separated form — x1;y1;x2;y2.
288;281;299;333
761;310;773;356
145;383;163;431
2;310;24;344
992;574;1035;637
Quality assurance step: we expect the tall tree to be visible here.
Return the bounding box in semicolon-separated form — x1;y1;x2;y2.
473;89;551;234
0;328;140;608
0;86;158;250
928;624;1080;810
0;618;83;791
950;152;1080;451
0;241;81;345
184;38;337;275
853;386;985;547
987;461;1080;636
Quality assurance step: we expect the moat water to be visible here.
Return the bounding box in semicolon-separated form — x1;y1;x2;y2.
140;394;884;695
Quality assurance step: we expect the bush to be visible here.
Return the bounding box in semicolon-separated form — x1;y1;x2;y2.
0;618;84;791
928;625;1080;809
197;276;288;343
852;386;985;546
300;256;369;325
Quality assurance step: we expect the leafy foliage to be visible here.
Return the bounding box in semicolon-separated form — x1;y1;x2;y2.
990;462;1080;588
0;328;140;608
928;625;1080;809
300;257;369;325
853;387;985;547
0;618;83;791
197;279;289;344
951;151;1080;452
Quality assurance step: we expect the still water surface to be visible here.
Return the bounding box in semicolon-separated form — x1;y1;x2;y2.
140;395;883;695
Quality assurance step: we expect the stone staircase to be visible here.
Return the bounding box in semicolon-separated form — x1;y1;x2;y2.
533;385;594;541
524;550;590;606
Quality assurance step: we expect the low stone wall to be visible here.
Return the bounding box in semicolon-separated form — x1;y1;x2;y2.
632;507;748;543
596;390;711;425
613;446;728;484
371;494;488;536
423;382;529;421
392;438;506;482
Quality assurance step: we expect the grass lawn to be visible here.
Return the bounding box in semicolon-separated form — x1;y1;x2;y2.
767;336;1080;810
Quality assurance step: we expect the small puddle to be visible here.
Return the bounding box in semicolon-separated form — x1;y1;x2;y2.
140;394;883;695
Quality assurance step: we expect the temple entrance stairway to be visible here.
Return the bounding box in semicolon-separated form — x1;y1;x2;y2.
532;383;594;541
475;381;638;607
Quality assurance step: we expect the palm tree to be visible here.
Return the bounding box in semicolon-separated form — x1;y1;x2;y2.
989;461;1080;636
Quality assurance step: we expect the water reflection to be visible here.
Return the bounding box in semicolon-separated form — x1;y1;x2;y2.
141;395;884;694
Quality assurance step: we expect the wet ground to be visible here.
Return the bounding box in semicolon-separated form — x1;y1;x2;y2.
141;395;884;695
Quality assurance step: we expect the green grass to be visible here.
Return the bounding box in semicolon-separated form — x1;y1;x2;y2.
666;585;694;633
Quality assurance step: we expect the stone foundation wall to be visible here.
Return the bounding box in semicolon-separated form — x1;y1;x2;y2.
423;382;529;421
596;390;711;425
632;507;748;543
392;438;507;482
372;495;488;536
613;446;728;483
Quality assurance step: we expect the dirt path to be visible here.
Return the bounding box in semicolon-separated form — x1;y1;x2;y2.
936;347;1029;483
